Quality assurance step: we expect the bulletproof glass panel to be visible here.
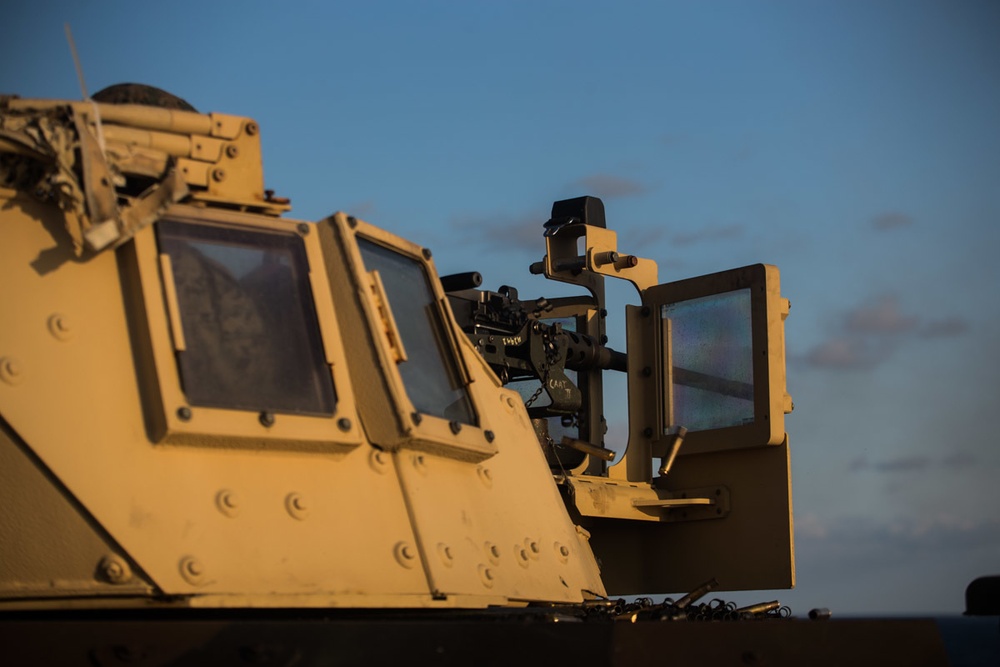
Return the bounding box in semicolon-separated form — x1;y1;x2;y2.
156;220;335;415
357;238;476;425
661;288;753;432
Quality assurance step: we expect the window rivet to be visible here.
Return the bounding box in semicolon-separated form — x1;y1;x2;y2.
449;420;462;435
347;216;358;228
259;411;275;428
337;417;352;431
484;430;495;443
422;247;432;260
411;412;423;425
177;407;192;421
297;222;310;235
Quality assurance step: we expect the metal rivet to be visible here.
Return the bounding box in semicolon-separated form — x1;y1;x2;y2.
478;564;495;588
422;248;432;260
48;313;74;341
394;542;417;569
245;121;259;136
477;465;493;489
642;366;652;377
641;306;651;317
179;556;205;585
369;449;389;474
259;411;275;428
449;420;462;435
347;216;358;228
337;417;352;432
98;555;132;584
225;144;239;159
643;427;653;438
484;430;495;443
211;168;226;182
176;406;192;421
285;493;308;520
0;357;24;386
600;335;608;345
437;543;454;568
216;489;240;518
411;412;423;425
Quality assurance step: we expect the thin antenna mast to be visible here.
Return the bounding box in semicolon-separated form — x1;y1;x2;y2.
63;22;106;152
64;23;90;100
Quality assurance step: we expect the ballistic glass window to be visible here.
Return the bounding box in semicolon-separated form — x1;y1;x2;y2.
357;238;476;425
662;288;754;432
156;220;336;415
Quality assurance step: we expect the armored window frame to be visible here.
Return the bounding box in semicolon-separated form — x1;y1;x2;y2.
125;204;361;450
639;264;790;456
329;213;496;461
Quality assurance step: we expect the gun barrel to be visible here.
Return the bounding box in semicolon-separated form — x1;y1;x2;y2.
563;333;627;373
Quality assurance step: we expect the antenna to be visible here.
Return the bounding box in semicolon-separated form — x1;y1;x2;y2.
63;23;106;152
64;23;90;100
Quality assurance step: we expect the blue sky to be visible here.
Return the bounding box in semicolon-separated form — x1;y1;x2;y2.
4;1;998;614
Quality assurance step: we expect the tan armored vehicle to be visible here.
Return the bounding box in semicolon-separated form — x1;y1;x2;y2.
2;87;952;665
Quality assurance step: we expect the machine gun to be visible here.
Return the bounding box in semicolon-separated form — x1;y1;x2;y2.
447;283;626;416
444;198;634;469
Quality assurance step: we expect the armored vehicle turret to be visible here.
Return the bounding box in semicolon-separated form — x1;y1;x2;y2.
0;87;796;612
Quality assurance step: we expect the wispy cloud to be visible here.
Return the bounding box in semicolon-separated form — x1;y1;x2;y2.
874;456;931;473
802;294;967;371
920;317;969;338
871;211;914;231
942;451;979;468
449;212;547;254
796;514;1000;565
803;336;888;370
845;295;919;335
568;173;647;199
849;452;983;474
